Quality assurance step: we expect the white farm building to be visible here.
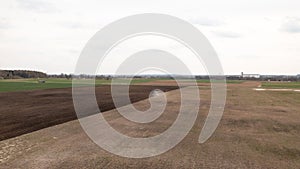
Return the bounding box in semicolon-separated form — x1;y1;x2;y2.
241;72;260;79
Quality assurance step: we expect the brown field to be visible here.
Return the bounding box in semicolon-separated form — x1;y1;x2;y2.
0;85;178;141
0;81;300;168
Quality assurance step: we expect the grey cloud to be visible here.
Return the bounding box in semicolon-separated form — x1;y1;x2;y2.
16;0;58;13
189;18;224;27
280;17;300;33
0;18;10;29
58;21;104;30
212;30;241;38
59;22;84;29
69;49;80;54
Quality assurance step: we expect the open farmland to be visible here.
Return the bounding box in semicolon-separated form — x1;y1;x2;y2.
0;80;299;168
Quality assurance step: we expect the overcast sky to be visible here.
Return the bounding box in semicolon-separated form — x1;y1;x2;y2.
0;0;300;75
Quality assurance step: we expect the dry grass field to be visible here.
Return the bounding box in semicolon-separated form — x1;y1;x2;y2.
0;80;299;168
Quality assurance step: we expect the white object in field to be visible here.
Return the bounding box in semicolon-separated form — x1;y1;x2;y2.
149;89;164;97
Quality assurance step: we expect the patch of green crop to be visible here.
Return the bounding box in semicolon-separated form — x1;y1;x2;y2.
262;82;300;89
0;81;72;92
0;78;157;92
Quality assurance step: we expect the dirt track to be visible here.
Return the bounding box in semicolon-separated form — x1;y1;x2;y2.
0;85;178;141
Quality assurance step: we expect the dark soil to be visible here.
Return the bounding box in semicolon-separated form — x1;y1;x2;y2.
0;85;178;141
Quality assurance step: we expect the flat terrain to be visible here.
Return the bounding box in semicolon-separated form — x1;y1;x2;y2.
0;85;178;141
0;78;245;92
0;78;156;92
0;80;300;168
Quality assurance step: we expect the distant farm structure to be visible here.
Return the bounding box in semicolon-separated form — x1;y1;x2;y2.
241;72;260;79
